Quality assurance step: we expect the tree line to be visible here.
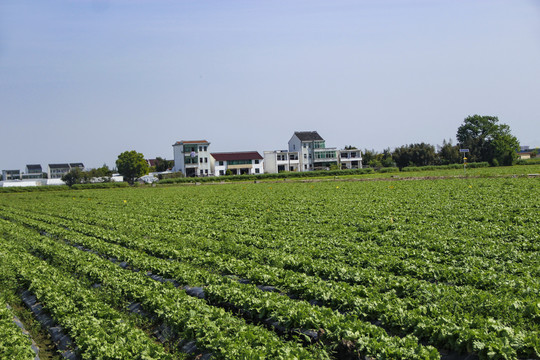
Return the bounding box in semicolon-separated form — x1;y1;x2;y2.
361;115;521;169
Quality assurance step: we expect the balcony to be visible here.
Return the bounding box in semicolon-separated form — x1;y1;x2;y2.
184;156;199;165
313;149;337;162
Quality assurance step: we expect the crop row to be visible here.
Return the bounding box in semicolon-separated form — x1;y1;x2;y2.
2;210;538;359
0;231;175;359
0;218;329;359
0;212;441;359
4;206;536;331
4;180;536;295
0;294;36;360
13;202;537;298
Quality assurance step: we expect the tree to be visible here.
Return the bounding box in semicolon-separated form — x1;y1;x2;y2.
362;149;377;167
62;168;82;187
154;157;174;172
492;127;520;166
362;148;394;168
116;151;149;184
84;164;113;182
456;115;519;165
437;139;461;165
392;143;437;169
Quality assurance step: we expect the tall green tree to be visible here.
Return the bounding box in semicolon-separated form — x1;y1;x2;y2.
492;127;520;166
437;139;461;165
362;149;377;167
456;115;519;165
116;151;149;184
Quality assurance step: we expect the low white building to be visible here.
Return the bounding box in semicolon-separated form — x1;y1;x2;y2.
339;149;362;169
1;170;21;181
263;150;300;173
172;140;213;177
212;151;264;176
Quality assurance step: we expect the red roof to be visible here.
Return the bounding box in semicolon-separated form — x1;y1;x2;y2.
173;140;209;145
211;151;263;161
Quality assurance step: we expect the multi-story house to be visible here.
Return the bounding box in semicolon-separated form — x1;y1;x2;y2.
288;131;340;171
1;169;21;181
48;164;70;179
263;150;300;173
339;149;362;169
212;151;264;176
47;163;84;179
23;164;44;179
172;140;212;177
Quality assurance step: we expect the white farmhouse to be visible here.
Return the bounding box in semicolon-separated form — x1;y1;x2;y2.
212;151;263;176
288;131;339;171
263;150;300;173
339;149;362;169
172;140;213;177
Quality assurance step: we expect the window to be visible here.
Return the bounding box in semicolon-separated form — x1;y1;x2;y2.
304;164;307;169
205;157;208;163
199;146;203;151
228;160;251;165
304;154;307;159
219;161;224;166
200;158;203;163
293;144;296;150
255;168;260;174
315;151;336;159
200;170;203;175
219;170;224;175
255;159;259;164
205;169;208;174
204;146;207;151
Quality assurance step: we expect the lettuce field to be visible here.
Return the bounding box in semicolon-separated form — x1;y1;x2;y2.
0;177;539;359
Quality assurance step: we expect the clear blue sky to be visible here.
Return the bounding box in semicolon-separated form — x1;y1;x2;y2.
1;0;539;170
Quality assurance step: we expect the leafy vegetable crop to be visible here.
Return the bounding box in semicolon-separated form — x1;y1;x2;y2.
0;177;538;359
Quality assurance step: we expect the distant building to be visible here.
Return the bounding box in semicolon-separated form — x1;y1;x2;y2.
172;140;212;177
48;163;84;179
518;145;538;160
288;131;339;171
70;163;84;171
48;164;70;179
212;151;264;176
22;164;43;179
263;150;300;173
338;149;362;170
1;169;21;181
264;131;362;173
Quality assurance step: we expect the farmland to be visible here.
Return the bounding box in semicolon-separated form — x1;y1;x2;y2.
0;176;539;359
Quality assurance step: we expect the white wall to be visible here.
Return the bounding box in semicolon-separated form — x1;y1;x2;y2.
263;152;278;173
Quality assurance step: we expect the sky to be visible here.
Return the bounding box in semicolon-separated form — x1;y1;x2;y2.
1;0;540;170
